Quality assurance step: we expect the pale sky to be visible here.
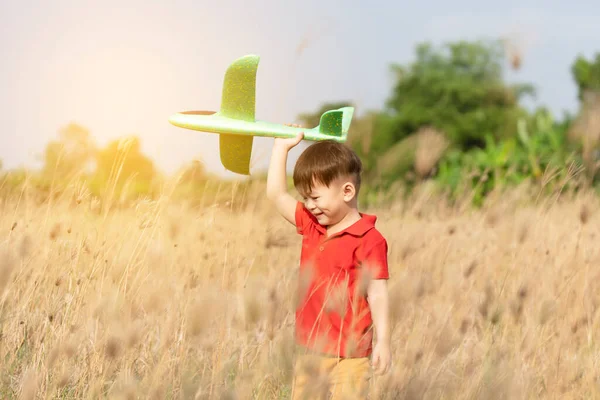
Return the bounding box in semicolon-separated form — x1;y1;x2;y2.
1;0;600;179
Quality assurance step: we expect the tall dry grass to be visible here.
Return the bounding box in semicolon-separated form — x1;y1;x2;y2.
1;178;600;399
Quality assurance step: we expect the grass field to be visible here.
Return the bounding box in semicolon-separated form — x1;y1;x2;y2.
1;180;600;399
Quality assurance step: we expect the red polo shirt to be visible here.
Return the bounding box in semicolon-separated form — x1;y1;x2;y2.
294;201;389;358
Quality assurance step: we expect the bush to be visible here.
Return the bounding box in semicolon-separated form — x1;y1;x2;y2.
434;110;584;205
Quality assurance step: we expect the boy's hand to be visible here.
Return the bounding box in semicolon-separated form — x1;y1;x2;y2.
371;341;391;375
274;124;304;151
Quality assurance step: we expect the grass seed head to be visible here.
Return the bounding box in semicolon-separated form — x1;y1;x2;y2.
105;335;122;359
49;222;61;240
579;203;590;225
463;260;477;278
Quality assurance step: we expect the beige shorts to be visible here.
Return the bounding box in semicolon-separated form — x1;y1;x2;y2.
291;352;372;400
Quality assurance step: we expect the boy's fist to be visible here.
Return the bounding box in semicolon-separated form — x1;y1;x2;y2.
371;342;392;375
274;124;304;150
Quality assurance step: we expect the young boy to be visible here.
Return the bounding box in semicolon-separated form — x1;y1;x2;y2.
266;131;391;399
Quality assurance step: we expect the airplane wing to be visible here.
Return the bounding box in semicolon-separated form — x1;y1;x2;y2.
217;55;259;175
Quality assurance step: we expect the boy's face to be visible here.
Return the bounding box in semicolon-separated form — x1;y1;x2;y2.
301;177;356;226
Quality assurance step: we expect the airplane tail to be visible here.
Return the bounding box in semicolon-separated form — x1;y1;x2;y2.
318;107;354;138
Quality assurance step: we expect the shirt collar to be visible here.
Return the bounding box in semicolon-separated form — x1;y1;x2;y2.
314;213;377;237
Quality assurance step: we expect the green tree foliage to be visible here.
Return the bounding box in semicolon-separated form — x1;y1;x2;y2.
433;108;584;205
571;53;600;102
383;40;535;150
295;39;545;205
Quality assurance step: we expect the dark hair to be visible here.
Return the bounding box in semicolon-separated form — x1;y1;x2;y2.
293;140;362;196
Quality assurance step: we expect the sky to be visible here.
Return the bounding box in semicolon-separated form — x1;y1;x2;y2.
1;0;600;179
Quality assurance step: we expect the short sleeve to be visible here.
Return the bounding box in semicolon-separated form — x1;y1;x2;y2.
295;201;313;235
359;238;389;280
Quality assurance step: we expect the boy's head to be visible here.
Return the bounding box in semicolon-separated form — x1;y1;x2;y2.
293;140;362;225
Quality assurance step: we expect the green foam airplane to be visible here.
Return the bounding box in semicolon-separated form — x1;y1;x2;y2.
168;54;355;175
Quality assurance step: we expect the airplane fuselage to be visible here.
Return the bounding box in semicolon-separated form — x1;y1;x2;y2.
169;110;347;143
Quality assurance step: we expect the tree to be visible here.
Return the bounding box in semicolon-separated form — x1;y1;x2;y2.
571;53;600;103
92;136;157;198
43;123;97;180
569;53;600;183
383;40;535;150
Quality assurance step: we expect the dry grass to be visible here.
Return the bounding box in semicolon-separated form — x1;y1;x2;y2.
2;179;600;399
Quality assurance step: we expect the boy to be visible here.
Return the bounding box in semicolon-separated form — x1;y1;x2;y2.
266;131;391;399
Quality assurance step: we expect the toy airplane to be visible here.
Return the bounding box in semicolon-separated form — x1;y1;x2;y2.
168;54;354;175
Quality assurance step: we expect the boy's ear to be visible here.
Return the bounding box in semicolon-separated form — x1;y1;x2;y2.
342;181;356;202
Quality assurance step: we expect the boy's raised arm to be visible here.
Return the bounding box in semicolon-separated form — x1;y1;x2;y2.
266;132;304;226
